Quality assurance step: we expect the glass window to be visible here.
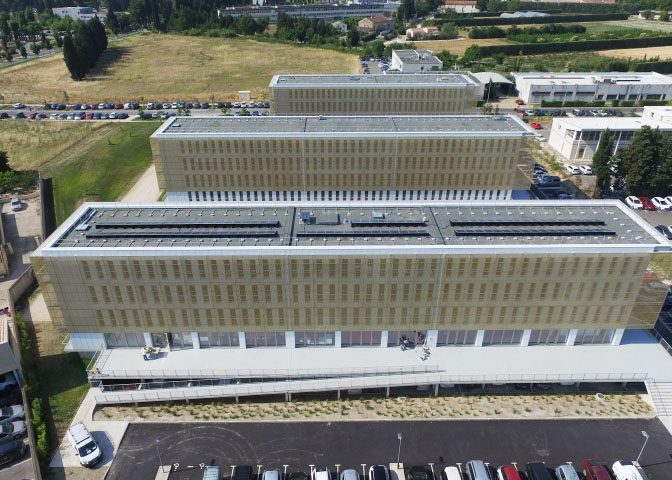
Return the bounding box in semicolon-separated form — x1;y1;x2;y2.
245;332;286;348
436;330;477;346
482;330;523;346
169;332;193;350
341;331;382;347
104;332;145;348
575;329;614;345
295;331;335;347
198;332;240;348
529;329;569;345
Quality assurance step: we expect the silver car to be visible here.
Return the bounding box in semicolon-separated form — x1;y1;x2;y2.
0;420;26;444
340;469;359;480
0;405;24;422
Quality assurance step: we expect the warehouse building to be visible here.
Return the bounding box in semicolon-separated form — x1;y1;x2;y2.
548;106;672;161
216;2;399;23
512;72;672;105
30;200;672;404
269;73;483;115
391;49;444;73
150;115;535;203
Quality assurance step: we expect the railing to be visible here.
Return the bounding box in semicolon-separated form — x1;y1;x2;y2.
653;330;672;357
645;379;669;416
86;347;105;374
95;371;649;405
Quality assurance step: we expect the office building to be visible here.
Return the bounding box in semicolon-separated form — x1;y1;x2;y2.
150;115;533;203
31;200;672;404
269;73;483;115
216;2;399;23
512;72;672;105
548;106;672;161
52;6;106;21
391;49;444;73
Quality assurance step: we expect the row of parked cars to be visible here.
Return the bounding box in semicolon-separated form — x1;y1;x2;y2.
0;372;27;469
220;459;648;480
565;164;593;176
7;100;271;111
625;195;672;212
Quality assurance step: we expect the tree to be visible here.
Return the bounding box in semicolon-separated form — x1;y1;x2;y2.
660;10;670;22
106;9;120;34
461;44;482;64
19;45;26;58
436;50;458;69
4;50;12;62
347;27;359;47
0;151;9;173
62;32;85;80
30;42;40;56
400;0;415;21
621;126;663;196
129;0;148;26
592;130;614;198
440;22;458;39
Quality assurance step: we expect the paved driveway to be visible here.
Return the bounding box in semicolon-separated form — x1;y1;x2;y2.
107;419;672;480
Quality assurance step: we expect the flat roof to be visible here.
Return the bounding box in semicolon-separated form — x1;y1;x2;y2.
393;49;442;64
152;115;534;137
511;71;672;86
270;73;480;88
552;116;672;131
39;201;669;252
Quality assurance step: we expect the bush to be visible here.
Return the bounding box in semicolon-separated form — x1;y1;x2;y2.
436;13;629;27
469;26;506;39
634;60;672;74
0;170;38;194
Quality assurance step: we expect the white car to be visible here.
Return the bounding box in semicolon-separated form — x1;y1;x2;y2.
665;196;672;206
625;196;643;210
12;103;24;109
0;420;26;443
652;197;672;211
0;405;24;423
579;165;593;175
566;165;581;175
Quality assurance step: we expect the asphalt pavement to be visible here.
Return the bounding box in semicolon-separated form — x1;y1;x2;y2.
106;419;672;480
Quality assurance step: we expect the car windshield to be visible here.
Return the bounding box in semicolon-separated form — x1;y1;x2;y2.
290;473;307;480
0;423;13;434
411;470;429;480
0;408;11;419
78;441;97;457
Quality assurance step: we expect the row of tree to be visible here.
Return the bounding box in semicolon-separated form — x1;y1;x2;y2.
593;127;672;198
62;16;107;80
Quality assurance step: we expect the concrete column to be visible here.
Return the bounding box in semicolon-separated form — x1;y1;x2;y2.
611;328;625;346
143;332;152;348
566;329;578;346
238;332;247;349
191;332;200;349
380;331;388;348
474;330;485;347
386;386;390;397
334;331;342;348
426;330;438;348
521;330;531;347
285;331;295;348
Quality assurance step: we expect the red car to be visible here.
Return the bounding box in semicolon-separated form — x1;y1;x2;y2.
85;113;94;120
530;122;542;130
515;99;525;105
639;196;657;211
498;465;523;480
582;459;613;480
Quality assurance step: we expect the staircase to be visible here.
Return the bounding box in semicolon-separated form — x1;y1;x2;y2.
645;380;672;416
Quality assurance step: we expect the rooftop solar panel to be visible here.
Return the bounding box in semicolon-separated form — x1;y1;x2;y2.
350;220;427;227
86;231;279;239
296;230;430;238
449;220;606;227
453;228;616;237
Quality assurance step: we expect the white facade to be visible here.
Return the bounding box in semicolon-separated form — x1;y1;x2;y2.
217;2;399;23
512;72;672;105
391;50;443;73
548;106;672;162
52;7;106;21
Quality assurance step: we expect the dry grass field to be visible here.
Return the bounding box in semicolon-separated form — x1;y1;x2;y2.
600;45;672;59
414;37;513;55
0;33;360;103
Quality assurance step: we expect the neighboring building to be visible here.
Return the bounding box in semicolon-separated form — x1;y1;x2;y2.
31;200;672;404
500;11;549;18
391;49;443;73
269;73;484;115
512;72;672;105
52;6;106;21
150;115;535;203
331;20;348;33
217;3;399;23
442;0;478;13
406;25;440;40
358;15;394;33
548;106;672;162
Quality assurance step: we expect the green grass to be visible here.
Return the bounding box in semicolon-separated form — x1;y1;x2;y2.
46;121;160;223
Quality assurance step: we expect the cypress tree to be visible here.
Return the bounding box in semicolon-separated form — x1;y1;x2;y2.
592;130;613;198
62;32;85;80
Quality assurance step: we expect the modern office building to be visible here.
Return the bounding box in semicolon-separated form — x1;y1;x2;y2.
391;49;443;73
216;2;399;23
269;73;484;115
52;6;105;21
30;200;672;404
548;106;672;161
512;72;672;105
150;115;534;203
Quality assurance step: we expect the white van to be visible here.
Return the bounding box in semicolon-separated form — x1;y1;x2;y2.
611;461;649;480
67;423;102;467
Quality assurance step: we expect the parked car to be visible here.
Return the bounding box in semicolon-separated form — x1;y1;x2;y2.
290;472;309;480
10;197;21;212
341;469;359;480
566;165;581;175
557;192;574;200
655;225;672;240
203;466;221;480
538;175;561;186
314;468;332;480
0;405;24;423
0;374;17;391
407;465;433;480
0;421;26;444
263;469;281;480
582;459;614;480
651;197;672;211
625;196;643;210
555;464;580;480
12;112;25;119
579;165;593;175
67;422;101;467
530;122;542;130
639;196;657;211
12;103;24;109
515;99;525;105
526;462;554;480
369;465;389;480
0;439;26;467
444;467;462;480
497;465;522;480
466;460;493;480
233;465;254;480
611;461;649;480
0;113;9;119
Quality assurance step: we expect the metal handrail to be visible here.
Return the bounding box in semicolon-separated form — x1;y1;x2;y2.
85;346;105;373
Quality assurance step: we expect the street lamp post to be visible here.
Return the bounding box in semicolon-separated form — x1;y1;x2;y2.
156;438;165;473
636;430;650;464
396;433;403;468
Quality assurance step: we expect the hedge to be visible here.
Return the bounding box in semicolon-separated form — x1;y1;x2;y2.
436;13;629;26
475;35;672;56
540;100;605;107
634;60;672;74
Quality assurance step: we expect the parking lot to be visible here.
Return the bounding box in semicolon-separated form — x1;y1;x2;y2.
106;419;672;480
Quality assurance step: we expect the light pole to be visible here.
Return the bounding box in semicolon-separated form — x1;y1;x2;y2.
156;438;165;473
636;430;650;464
396;432;403;468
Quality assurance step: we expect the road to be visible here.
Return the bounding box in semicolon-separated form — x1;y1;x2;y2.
107;419;672;480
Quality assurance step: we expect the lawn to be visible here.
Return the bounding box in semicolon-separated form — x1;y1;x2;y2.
414;37;513;56
44;121;160;223
0;33;360;103
0;120;110;171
